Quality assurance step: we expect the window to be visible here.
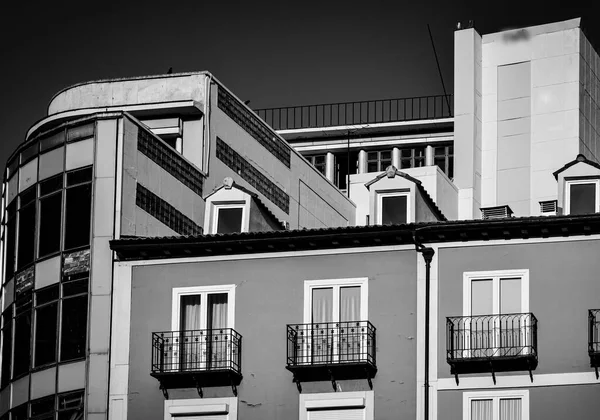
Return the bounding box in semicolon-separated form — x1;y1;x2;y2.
171;285;236;370
13;294;32;378
64;167;93;250
17;186;36;270
299;391;374;420
464;390;529;420
164;397;238;420
23;390;84;420
34;285;59;367
1;306;12;387
400;146;425;170
214;205;244;234
367;150;391;173
57;390;85;420
60;277;89;362
30;395;54;420
434;144;454;178
566;179;599;215
464;270;529;358
38;175;63;258
377;191;410;225
4;201;17;280
303;278;368;363
307;155;326;176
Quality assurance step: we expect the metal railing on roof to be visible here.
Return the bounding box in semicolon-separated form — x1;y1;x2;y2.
255;94;453;131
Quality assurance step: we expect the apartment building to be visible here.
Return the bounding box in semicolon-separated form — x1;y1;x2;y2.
2;15;600;420
0;74;353;420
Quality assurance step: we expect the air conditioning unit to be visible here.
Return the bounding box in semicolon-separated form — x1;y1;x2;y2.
480;205;514;220
539;200;558;216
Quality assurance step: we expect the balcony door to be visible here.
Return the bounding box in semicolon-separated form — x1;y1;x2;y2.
463;270;529;358
171;285;236;371
304;278;368;364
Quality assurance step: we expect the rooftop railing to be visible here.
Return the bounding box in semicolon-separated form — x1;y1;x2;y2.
255;94;453;131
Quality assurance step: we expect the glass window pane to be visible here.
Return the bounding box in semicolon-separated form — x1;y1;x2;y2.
471;399;493;420
500;278;521;314
1;312;12;387
216;207;243;234
180;295;201;331
570;183;596;214
312;288;333;323
39;192;62;257
367;161;378;172
62;279;88;298
381;195;407;225
11;404;27;420
66;167;93;186
500;398;522;420
5;209;17;280
340;286;361;322
64;184;92;250
17;203;36;269
13;310;32;377
471;279;493;316
34;302;58;367
207;293;228;329
60;295;88;362
40;175;63;196
367;152;378;161
30;395;55;417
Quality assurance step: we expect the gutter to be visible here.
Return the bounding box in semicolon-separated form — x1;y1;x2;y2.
413;231;435;420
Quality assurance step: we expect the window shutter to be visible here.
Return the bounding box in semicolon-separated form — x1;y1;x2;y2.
308;408;365;420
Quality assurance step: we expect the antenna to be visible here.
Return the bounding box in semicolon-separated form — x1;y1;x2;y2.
427;24;452;117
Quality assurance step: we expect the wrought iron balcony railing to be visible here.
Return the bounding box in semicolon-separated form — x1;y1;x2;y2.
286;321;377;390
151;329;242;396
589;309;600;378
255;94;453;131
446;313;538;383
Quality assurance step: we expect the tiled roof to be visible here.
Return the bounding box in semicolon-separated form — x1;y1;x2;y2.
110;213;600;261
553;154;600;179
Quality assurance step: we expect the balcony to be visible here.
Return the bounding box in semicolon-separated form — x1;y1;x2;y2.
446;313;538;384
151;329;242;397
255;95;453;131
589;309;600;378
286;321;377;391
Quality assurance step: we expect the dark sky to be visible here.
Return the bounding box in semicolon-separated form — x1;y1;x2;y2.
0;0;598;168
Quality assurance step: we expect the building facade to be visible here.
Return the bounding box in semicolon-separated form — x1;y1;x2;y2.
1;15;600;420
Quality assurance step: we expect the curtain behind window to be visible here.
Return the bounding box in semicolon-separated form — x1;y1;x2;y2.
180;295;201;370
471;399;493;420
208;293;229;367
500;398;522;420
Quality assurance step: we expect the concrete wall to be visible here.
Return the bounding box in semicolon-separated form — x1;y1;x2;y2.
48;73;207;116
120;116;204;237
206;84;354;229
579;32;600;162
127;250;418;420
473;19;584;216
437;239;600;379
438;383;600;420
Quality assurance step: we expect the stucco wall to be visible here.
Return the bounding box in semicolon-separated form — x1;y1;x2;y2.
438;383;600;420
127;250;418;420
437;239;600;379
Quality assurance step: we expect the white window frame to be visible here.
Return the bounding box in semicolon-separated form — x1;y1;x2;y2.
462;270;530;358
565;179;600;215
463;270;529;317
463;389;529;420
164;397;238;420
171;284;236;331
376;190;411;225
299;391;374;420
211;202;248;235
303;277;369;324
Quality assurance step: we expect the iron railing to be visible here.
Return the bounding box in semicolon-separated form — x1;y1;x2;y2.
255;95;453;131
151;329;242;375
286;321;376;367
590;309;600;358
447;313;538;361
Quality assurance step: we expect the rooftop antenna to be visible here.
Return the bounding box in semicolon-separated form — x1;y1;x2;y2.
427;24;452;117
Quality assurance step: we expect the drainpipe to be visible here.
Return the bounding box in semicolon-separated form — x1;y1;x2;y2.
414;234;435;420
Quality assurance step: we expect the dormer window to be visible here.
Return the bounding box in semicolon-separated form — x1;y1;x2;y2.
377;191;409;225
566;180;599;215
213;203;246;234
